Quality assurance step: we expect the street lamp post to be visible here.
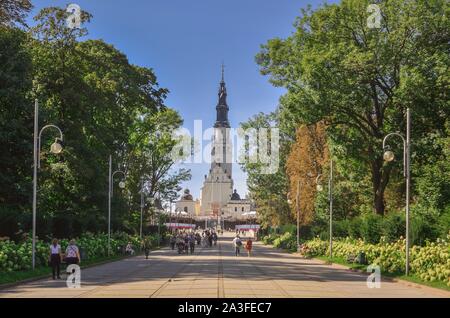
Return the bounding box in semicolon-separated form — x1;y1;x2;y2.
316;159;334;260
292;172;315;252
140;177;145;239
295;179;300;252
382;108;411;275
108;155;126;255
32;99;64;270
157;194;162;247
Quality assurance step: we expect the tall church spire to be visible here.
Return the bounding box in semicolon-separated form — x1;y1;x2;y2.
221;62;225;83
215;63;230;128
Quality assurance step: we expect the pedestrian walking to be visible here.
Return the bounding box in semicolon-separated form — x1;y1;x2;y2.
64;239;81;266
232;235;242;256
245;238;253;257
49;238;62;280
176;235;185;254
201;235;207;248
184;235;189;254
142;236;152;259
170;235;176;250
189;235;195;254
208;232;213;247
212;232;218;246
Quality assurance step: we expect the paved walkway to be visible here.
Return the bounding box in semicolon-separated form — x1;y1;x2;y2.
1;233;448;298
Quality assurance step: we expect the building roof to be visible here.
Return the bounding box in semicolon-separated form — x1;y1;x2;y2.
230;189;241;200
181;189;193;201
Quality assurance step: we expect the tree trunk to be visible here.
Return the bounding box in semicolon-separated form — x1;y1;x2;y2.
371;155;388;215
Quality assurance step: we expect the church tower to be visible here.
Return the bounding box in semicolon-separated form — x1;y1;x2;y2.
200;65;233;216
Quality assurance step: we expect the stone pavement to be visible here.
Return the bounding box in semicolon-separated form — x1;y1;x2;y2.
1;233;448;298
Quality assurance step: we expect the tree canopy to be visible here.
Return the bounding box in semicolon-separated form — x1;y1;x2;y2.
254;0;449;216
0;5;190;239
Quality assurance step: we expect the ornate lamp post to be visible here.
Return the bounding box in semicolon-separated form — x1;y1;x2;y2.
315;159;334;260
382;108;411;275
32;100;64;270
139;177;146;239
288;172;315;252
108;155;126;255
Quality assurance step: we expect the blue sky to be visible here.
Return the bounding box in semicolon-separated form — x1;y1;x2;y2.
29;0;337;199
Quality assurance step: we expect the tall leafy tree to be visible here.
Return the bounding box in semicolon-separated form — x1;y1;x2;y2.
240;112;292;228
256;0;449;215
0;5;191;238
0;26;33;239
286;122;329;225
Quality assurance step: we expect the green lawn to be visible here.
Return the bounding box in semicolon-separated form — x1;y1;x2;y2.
315;255;450;292
0;250;160;287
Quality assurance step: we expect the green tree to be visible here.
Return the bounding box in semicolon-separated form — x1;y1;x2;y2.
256;0;449;215
0;5;190;239
240;112;292;228
0;26;33;239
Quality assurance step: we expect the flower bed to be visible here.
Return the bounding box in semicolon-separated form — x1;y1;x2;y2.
0;233;143;272
301;235;450;286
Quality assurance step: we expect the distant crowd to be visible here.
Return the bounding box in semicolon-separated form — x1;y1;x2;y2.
169;229;219;254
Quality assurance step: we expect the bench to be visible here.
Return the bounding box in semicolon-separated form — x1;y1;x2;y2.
347;252;367;265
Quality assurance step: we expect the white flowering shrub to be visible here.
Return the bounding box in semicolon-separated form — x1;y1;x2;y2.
301;234;450;285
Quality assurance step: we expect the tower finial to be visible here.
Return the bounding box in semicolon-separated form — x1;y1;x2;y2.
221;62;225;82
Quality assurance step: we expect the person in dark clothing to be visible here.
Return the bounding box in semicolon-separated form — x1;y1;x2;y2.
208;233;213;247
142;236;152;259
189;235;195;254
184;235;189;254
212;232;218;246
49;238;62;280
170;235;176;250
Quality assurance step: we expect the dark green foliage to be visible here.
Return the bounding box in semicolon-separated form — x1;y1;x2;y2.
359;214;384;244
0;7;190;241
381;213;406;242
250;0;449;245
0;27;33;234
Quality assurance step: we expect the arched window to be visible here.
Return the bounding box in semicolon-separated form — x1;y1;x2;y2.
184;207;188;212
241;207;244;212
234;207;237;212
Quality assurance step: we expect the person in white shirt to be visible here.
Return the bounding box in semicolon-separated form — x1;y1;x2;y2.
232;235;242;256
49;238;62;280
125;242;135;255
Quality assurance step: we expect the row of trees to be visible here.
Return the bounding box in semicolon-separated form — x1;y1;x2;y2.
0;2;190;240
242;0;449;241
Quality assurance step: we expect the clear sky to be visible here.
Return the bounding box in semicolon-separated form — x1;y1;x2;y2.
29;0;337;200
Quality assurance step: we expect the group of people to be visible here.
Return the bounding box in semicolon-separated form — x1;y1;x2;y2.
48;229;254;278
232;234;253;257
48;239;81;280
169;229;219;254
169;229;255;257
